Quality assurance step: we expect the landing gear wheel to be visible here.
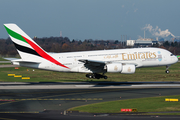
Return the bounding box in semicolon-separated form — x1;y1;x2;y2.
89;75;93;78
85;73;108;79
86;74;89;78
86;74;93;78
165;70;170;74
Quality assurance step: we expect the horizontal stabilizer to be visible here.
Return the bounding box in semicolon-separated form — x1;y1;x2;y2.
15;61;41;64
3;58;19;61
10;59;41;64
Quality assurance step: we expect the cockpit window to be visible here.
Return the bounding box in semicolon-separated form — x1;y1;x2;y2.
170;54;174;56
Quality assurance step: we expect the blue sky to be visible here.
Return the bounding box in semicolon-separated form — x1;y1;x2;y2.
0;0;180;40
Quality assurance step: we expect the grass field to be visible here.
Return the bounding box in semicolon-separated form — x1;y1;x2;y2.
0;57;8;61
68;95;180;115
0;57;11;65
0;62;180;82
0;63;11;65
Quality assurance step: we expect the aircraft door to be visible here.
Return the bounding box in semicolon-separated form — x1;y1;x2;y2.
73;58;78;66
162;54;167;62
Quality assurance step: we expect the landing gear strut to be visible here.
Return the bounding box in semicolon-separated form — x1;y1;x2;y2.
86;73;108;79
165;65;170;74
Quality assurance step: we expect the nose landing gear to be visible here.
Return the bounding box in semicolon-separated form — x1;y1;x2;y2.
165;70;170;74
86;73;108;79
165;65;170;74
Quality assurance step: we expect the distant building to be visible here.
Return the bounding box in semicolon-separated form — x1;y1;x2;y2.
126;39;158;47
126;40;135;46
137;38;154;41
134;40;153;47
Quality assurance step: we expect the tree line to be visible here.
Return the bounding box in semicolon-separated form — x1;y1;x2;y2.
0;36;180;57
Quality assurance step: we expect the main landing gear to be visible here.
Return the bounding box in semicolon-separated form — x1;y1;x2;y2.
165;65;170;74
86;73;108;79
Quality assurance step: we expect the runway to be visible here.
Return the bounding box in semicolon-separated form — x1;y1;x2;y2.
0;65;18;68
0;81;180;89
0;82;180;119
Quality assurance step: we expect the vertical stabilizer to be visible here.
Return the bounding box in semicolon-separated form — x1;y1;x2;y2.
4;23;69;69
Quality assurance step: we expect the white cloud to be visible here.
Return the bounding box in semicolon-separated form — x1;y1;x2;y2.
143;24;175;38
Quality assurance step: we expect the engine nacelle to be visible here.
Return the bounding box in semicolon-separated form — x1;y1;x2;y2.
121;64;136;74
106;63;122;73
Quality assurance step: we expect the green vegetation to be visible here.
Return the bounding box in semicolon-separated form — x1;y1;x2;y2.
0;67;85;82
0;57;11;65
0;57;8;61
0;62;180;82
0;63;11;65
68;95;180;114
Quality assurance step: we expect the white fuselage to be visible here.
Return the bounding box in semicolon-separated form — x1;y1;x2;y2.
17;47;177;73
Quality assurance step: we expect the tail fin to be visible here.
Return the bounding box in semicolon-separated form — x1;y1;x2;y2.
4;23;69;69
4;23;44;60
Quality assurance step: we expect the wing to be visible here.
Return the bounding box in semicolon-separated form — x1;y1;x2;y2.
78;59;138;73
78;59;109;73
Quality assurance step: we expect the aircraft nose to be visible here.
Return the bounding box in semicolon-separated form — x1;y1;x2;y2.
176;56;179;63
171;56;178;64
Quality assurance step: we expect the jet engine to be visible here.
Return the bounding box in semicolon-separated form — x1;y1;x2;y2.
121;64;136;74
105;63;123;73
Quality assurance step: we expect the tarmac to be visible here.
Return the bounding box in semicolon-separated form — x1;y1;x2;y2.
0;81;180;89
0;82;179;119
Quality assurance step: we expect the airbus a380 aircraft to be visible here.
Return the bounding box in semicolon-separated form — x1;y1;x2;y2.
4;24;178;79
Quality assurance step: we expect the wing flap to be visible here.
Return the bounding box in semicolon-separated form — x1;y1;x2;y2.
78;59;106;66
78;59;106;73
